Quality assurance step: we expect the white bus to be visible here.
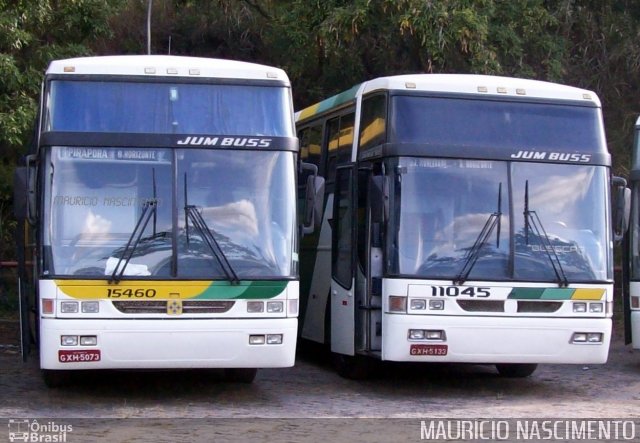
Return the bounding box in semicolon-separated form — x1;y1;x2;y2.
623;116;640;349
296;74;627;378
14;55;300;385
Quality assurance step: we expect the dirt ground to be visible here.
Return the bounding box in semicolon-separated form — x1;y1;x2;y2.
0;311;639;442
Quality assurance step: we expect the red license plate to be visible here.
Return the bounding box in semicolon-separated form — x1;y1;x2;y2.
58;349;101;363
410;344;448;356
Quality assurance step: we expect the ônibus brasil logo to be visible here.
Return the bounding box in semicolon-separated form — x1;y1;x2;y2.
8;419;72;442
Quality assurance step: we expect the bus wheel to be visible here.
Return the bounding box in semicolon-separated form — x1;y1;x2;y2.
332;353;370;380
224;368;258;383
41;370;73;388
495;363;538;378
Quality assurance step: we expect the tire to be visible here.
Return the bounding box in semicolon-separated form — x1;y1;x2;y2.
224;368;258;383
495;363;538;378
332;353;371;380
42;369;73;388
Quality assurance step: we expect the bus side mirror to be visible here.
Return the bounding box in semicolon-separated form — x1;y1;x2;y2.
300;162;325;236
14;155;37;225
612;176;630;243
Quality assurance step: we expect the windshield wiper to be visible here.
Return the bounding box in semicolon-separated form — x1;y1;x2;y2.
109;198;157;283
454;183;502;285
523;180;569;287
183;173;239;284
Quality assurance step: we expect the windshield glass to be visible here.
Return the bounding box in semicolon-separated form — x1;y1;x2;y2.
44;147;296;279
389;157;610;282
46;80;293;136
390;95;603;151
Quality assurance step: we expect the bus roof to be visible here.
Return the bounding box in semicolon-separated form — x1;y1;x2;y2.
46;55;290;84
296;74;600;122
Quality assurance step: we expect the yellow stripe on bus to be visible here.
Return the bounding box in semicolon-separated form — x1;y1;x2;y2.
570;288;605;300
55;280;210;300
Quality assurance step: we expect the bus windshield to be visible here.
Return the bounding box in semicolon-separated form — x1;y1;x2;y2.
388;158;611;283
46;80;294;136
390;95;603;151
43;147;296;279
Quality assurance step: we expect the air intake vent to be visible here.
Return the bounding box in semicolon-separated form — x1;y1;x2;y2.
517;301;562;313
112;300;235;314
457;300;504;312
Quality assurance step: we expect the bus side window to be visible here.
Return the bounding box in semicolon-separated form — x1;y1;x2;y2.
359;94;387;152
326;117;340;183
299;124;323;172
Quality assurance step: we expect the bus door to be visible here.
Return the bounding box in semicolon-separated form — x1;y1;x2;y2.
330;165;356;355
14;157;37;361
354;169;384;355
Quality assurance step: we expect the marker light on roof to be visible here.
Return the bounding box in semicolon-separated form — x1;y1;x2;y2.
189;68;200;75
267;72;278;78
167;68;178;74
477;86;488;93
516;88;526;95
63;66;75;72
497;86;507;94
582;93;592;100
144;67;156;74
405;82;416;89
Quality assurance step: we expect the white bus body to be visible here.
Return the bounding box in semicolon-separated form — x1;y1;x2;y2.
624;116;640;349
296;74;616;378
16;55;300;385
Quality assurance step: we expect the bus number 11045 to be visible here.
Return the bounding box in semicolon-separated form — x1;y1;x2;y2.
430;286;490;298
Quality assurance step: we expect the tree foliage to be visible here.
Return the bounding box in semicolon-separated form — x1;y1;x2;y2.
0;0;122;259
0;0;638;260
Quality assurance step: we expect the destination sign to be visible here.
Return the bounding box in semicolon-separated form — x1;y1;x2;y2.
57;147;169;162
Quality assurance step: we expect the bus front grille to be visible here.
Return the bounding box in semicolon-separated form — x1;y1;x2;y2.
112;300;235;314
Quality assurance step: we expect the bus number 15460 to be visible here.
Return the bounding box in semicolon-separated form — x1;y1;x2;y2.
107;288;157;298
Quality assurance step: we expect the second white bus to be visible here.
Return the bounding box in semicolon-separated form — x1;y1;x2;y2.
296;74;626;378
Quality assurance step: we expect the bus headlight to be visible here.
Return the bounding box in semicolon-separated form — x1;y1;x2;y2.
429;300;445;310
573;302;587;313
247;301;264;313
81;301;100;313
249;335;266;345
61;335;78;346
266;301;284;313
571;332;603;344
266;334;283;344
589;302;603;313
80;336;97;346
410;299;426;310
587;332;603;343
60;301;79;313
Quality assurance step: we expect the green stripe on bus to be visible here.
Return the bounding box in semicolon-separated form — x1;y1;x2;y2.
196;280;288;300
508;288;575;300
541;288;574;300
297;84;361;121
